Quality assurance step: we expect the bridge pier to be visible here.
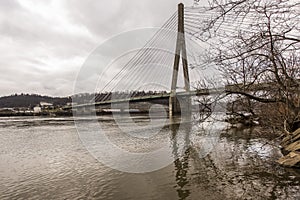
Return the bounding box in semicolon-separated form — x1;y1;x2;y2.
169;96;181;116
169;96;192;117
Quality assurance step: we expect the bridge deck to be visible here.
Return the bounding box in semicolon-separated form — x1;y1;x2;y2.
66;80;300;110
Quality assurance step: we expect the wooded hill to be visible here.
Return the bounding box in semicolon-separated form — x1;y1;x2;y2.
0;94;71;108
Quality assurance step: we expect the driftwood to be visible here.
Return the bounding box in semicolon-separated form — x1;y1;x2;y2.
277;128;300;167
281;128;300;148
277;151;300;167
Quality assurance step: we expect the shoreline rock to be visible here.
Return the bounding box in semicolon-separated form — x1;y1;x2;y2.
277;128;300;168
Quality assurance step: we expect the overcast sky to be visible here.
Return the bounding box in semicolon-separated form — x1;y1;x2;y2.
0;0;201;97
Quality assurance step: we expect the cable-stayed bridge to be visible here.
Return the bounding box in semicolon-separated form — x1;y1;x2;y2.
69;3;206;116
68;3;295;115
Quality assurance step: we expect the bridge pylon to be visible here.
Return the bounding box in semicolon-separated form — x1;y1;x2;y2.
169;3;191;116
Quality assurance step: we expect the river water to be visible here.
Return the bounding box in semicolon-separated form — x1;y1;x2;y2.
0;115;299;199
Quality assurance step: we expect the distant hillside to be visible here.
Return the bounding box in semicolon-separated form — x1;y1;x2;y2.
0;94;72;108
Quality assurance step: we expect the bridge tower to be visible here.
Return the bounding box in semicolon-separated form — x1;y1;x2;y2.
169;3;191;116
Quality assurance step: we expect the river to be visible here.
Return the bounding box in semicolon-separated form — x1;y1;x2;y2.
0;115;299;199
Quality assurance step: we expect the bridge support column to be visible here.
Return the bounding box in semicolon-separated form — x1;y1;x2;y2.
169;3;191;117
169;96;181;116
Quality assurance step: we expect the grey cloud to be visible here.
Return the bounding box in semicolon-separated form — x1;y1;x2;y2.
64;0;179;38
0;0;22;13
0;0;194;97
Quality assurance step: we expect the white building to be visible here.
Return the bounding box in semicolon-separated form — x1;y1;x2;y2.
33;106;42;113
40;102;53;107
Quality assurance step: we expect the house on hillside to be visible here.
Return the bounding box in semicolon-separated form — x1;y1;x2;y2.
33;102;53;114
33;105;42;113
40;102;53;109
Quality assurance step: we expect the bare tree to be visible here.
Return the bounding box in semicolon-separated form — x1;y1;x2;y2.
191;0;300;131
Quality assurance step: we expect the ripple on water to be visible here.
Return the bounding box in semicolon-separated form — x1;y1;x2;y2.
0;116;299;200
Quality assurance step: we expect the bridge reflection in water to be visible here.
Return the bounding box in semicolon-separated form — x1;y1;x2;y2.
167;114;300;200
0;116;299;199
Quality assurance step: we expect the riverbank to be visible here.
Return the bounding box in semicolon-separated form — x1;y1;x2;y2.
0;110;73;117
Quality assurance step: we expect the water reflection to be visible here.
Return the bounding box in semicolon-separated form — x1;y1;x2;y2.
169;114;227;200
0;116;299;199
170;121;191;200
167;114;300;200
